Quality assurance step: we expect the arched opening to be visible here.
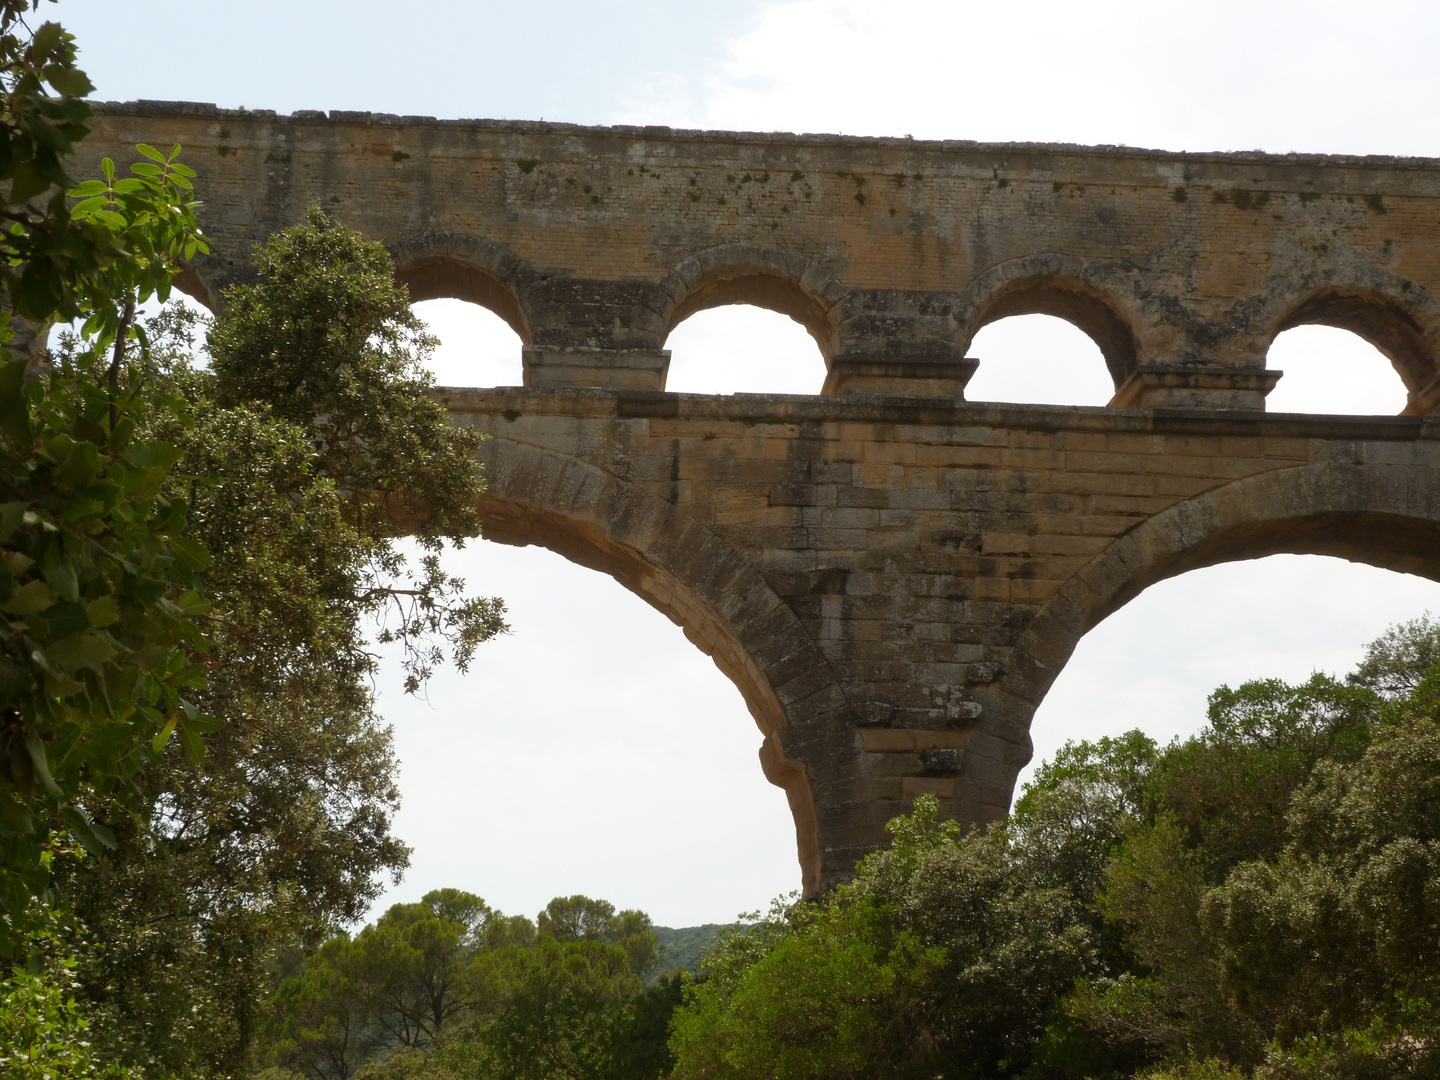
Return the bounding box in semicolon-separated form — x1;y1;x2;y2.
398;256;530;341
411;298;525;388
363;431;843;915
986;459;1440;807
1019;554;1440;794
664;304;828;395
963;313;1117;406
1274;290;1431;394
367;537;801;926
1266;294;1422;413
665;267;835;358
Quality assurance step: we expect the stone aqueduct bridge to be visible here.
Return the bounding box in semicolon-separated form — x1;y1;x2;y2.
77;101;1440;892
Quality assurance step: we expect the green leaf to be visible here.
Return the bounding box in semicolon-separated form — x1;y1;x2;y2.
57;439;101;488
178;723;205;765
126;641;172;673
166;535;212;571
40;600;90;639
0;794;34;836
41;552;79;602
0;502;26;542
182;712;224;735
2;579;58;616
151;714;178;753
68;178;107;197
124;440;183;469
10;159;50;204
30;22;64;64
89;208;125;230
61;807;116;859
45;65;94;98
24;738;62;796
86;596;119;627
137;143;167;164
46;631;118;672
173;589;210;616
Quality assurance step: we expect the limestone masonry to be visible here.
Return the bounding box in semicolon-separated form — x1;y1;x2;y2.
78;102;1440;892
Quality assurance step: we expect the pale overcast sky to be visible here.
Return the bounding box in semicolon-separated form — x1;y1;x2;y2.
53;0;1440;927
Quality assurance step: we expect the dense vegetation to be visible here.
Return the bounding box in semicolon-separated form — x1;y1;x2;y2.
654;925;731;975
257;892;683;1080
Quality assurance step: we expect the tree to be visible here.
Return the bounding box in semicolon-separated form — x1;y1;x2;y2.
50;210;507;1074
267;891;671;1080
0;0;212;960
666;618;1440;1079
671;797;1093;1080
537;894;660;977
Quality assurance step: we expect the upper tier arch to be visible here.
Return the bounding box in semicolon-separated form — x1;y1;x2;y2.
959;255;1144;388
85;102;1440;410
657;243;849;360
1260;273;1440;413
389;234;541;342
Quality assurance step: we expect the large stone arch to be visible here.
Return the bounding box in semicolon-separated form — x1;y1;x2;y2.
1258;269;1440;414
959;457;1440;812
657;242;849;360
958;254;1146;389
468;433;861;894
389;233;542;342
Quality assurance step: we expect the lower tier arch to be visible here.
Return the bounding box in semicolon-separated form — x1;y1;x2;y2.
470;435;860;894
969;459;1440;812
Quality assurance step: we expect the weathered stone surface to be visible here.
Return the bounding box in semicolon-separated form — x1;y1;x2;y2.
84;103;1440;894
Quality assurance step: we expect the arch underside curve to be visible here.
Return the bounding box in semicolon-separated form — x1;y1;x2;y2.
1266;275;1440;406
473;436;858;895
971;458;1440;805
960;254;1144;388
390;234;541;342
658;243;849;359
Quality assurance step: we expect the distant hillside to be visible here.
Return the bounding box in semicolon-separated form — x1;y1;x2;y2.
654;924;733;974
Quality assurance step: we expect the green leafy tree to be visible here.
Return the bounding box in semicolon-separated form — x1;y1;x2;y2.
671;797;1093;1080
269;932;389;1080
537;894;660;978
50;210;506;1074
357;890;496;1047
0;0;212;959
1147;673;1376;878
479;937;646;1080
206;207;505;692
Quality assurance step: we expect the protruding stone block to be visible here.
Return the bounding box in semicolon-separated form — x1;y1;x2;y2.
1111;366;1281;410
823;356;979;401
523;346;670;391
